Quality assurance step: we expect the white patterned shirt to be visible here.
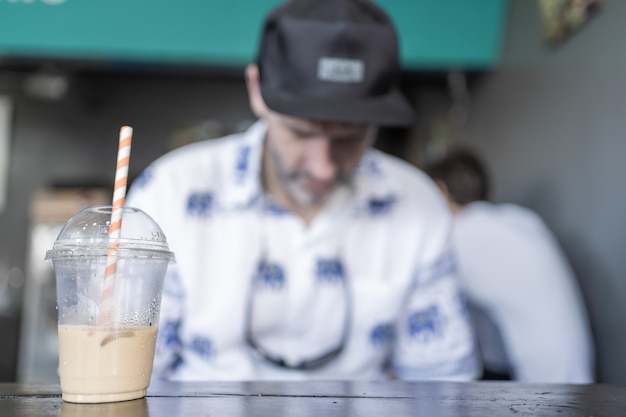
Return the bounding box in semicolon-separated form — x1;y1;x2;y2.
127;120;479;381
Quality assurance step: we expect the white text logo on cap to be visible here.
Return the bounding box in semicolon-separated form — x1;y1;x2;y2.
317;57;364;84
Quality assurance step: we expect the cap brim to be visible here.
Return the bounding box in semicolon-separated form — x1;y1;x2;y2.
260;85;416;127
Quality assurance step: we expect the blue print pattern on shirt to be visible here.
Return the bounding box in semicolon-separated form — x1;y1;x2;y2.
170;355;184;371
190;336;214;360
370;323;395;347
256;260;286;290
315;258;345;284
132;169;153;189
158;320;184;373
407;305;443;341
160;320;181;352
235;145;250;181
368;195;396;216
356;152;382;177
266;202;289;216
187;192;213;217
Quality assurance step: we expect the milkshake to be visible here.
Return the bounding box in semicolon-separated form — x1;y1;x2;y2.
58;325;159;403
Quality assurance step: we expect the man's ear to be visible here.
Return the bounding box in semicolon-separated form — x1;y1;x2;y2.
245;64;269;118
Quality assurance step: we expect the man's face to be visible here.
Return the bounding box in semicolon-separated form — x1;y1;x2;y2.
264;112;376;208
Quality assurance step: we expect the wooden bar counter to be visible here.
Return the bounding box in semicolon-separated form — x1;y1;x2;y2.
1;380;624;416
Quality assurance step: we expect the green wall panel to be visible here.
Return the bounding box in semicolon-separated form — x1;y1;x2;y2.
0;0;509;69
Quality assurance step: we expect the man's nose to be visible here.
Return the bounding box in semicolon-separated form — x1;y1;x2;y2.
307;137;337;181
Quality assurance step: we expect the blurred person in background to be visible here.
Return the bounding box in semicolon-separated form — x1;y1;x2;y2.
426;147;594;383
126;0;479;381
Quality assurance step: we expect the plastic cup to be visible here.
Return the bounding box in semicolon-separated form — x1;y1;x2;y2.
45;205;175;404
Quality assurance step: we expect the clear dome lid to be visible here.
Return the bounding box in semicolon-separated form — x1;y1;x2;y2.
45;205;175;261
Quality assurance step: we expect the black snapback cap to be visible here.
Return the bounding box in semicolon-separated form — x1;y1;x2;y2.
256;0;416;127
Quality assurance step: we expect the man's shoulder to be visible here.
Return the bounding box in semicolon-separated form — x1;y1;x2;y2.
352;150;451;239
366;150;445;206
364;150;433;186
466;202;543;226
127;131;254;207
457;201;553;242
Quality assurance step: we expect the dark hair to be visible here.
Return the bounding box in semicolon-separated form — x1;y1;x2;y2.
426;148;490;206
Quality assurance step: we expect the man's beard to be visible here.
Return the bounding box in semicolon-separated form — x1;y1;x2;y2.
270;147;354;208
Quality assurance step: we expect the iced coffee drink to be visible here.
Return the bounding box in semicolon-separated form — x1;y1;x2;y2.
46;205;174;403
58;325;158;403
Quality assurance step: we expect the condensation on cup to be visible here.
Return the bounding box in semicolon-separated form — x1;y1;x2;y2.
46;205;175;404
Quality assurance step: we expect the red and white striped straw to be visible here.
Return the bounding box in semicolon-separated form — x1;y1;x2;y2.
101;126;133;323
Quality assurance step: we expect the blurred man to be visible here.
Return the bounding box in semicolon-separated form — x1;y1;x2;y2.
127;0;479;381
427;147;594;383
